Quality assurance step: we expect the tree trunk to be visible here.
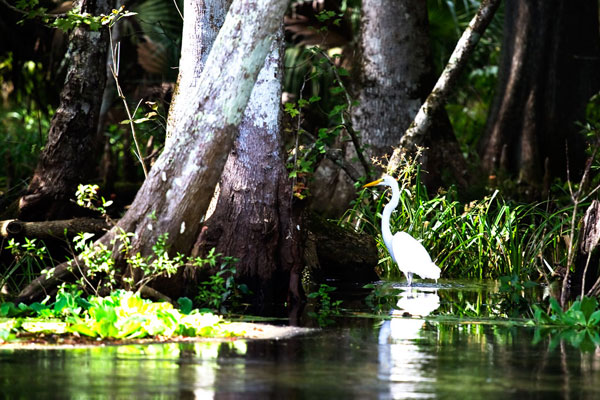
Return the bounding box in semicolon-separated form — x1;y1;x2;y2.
479;0;600;187
18;0;114;221
106;0;289;253
354;0;433;163
311;0;462;216
571;201;600;299
197;28;304;310
165;0;229;139
172;0;303;309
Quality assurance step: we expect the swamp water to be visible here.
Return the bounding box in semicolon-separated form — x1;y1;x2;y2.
1;281;600;399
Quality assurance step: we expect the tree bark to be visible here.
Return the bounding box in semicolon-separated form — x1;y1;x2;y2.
479;0;600;187
195;25;304;309
573;201;600;299
18;0;114;221
165;0;229;140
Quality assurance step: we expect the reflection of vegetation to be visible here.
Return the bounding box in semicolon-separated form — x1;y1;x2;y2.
532;297;600;352
497;274;537;317
533;297;600;328
363;282;402;313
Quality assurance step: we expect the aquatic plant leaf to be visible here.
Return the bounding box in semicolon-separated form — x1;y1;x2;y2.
67;322;97;337
0;302;22;318
549;298;563;318
564;309;586;327
588;310;600;327
532;305;552;325
21;319;67;334
579;296;598;321
177;297;193;314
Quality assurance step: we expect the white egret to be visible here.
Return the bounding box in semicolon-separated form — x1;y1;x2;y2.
364;175;441;285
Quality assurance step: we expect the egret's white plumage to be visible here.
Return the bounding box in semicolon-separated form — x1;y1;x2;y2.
364;174;441;285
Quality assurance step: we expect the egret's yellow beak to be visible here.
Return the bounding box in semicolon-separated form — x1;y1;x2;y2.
363;178;383;188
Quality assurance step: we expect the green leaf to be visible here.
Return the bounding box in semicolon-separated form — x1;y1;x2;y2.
0;303;22;318
579;296;598;321
549;298;563;317
177;297;193;315
589;310;600;327
336;67;349;77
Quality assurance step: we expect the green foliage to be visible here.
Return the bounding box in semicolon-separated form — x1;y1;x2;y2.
1;238;55;298
0;289;237;341
70;230;185;294
195;249;248;313
0;103;52;193
99;7;137;29
283;45;357;190
532;297;600;352
75;184;113;215
52;9;103;32
307;284;343;326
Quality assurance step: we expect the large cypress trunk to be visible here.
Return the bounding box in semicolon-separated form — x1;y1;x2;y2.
197;30;303;310
480;0;600;187
311;0;460;216
18;0;114;221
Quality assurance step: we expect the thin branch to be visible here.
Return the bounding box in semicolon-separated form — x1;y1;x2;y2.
108;28;148;178
171;0;183;20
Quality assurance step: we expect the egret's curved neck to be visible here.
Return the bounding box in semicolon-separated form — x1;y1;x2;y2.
381;183;400;247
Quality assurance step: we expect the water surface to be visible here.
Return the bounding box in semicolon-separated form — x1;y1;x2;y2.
1;281;599;399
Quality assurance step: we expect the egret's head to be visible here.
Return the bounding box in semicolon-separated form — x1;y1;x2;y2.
363;174;396;188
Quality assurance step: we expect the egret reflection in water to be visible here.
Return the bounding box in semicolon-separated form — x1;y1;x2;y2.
378;287;440;399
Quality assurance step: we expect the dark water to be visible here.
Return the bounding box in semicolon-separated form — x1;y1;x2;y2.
1;281;600;399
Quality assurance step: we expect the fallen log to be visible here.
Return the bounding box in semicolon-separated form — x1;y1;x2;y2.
304;212;379;283
0;218;111;240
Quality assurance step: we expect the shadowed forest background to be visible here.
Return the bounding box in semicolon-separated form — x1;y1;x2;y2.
1;0;600;319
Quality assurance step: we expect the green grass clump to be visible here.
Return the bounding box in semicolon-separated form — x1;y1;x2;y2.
343;156;571;283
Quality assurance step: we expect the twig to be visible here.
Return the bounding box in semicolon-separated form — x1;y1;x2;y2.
108;28;148;178
171;0;183;20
